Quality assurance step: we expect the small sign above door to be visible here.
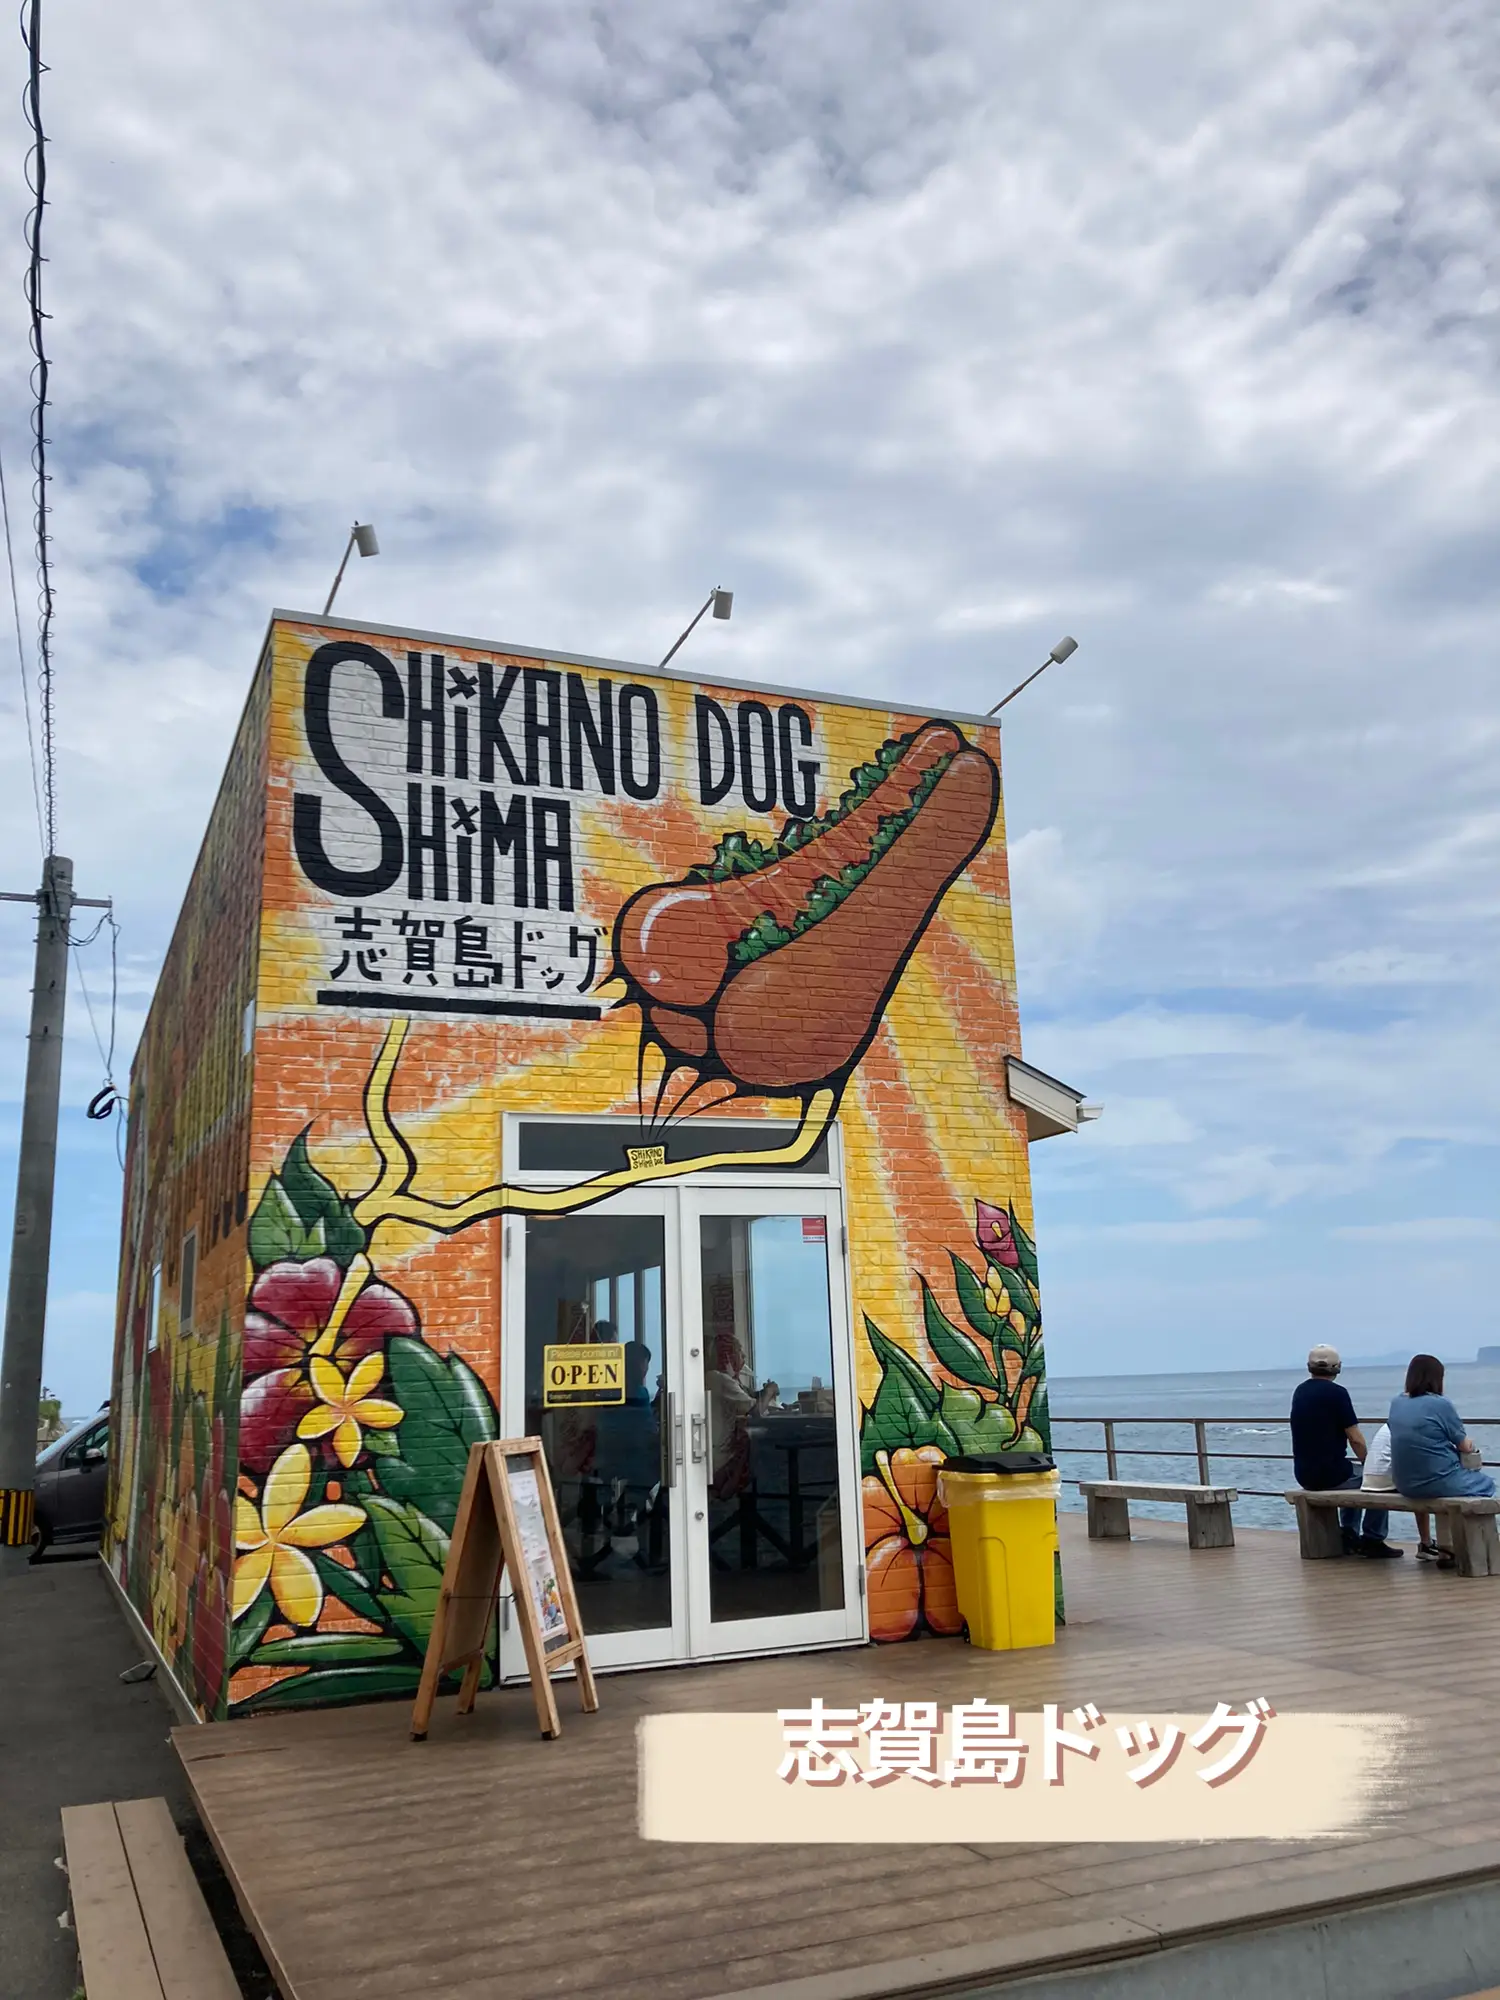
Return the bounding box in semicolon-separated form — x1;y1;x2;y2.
544;1342;627;1406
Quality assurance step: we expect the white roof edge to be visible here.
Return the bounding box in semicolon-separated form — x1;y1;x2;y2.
1006;1055;1100;1140
265;608;1003;730
1006;1055;1087;1104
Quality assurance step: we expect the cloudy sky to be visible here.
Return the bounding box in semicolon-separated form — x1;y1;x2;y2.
1;0;1496;1415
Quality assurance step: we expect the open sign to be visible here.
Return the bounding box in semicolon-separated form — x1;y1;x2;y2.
543;1343;627;1407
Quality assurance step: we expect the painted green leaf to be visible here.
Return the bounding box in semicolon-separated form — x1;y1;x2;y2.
347;1509;387;1594
190;1394;211;1492
365;1454;425;1507
948;1254;1009;1342
864;1316;940;1416
294;1215;328;1259
938;1382;1018;1457
987;1255;1040;1330
364;1494;450;1655
447;1352;498;1447
362;1427;400;1457
859;1316;957;1474
249;1632;406;1666
920;1280;998;1390
1028;1385;1053;1453
280;1129;341;1231
212;1304;233;1417
1010;1206;1040;1291
310;1548;391;1630
235;1662;426;1713
321;1201;367;1271
1015;1425;1046;1454
386;1338;497;1531
247;1177;300;1270
229;1588;273;1668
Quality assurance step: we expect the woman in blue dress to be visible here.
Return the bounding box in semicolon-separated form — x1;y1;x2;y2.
1388;1354;1496;1502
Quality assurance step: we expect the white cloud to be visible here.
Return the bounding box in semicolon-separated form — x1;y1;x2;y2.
1067;1096;1199;1150
1206;573;1348;609
1051;1217;1265;1246
1;0;1498;1394
1334;1217;1500;1244
1311;948;1459;987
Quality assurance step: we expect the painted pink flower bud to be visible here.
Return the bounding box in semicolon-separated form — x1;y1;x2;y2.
975;1199;1020;1269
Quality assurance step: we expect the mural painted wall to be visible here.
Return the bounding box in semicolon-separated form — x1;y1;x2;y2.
105;656;268;1719
228;616;1049;1710
111;612;1051;1715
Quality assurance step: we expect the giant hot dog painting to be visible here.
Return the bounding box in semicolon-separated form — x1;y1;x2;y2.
106;615;1051;1719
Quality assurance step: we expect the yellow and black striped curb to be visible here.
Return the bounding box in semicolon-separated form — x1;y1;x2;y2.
0;1487;36;1546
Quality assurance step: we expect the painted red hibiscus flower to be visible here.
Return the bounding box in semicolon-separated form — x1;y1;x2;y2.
239;1257;417;1474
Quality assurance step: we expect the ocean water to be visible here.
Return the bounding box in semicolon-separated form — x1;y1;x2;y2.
1048;1364;1500;1534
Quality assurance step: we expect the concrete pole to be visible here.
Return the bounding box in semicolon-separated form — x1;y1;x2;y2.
0;854;72;1574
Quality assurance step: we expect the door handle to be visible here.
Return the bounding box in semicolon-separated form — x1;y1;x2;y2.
690;1412;707;1465
661;1393;681;1489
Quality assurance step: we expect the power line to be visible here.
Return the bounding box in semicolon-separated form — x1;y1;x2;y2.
74;905;124;1168
0;435;43;856
21;0;55;855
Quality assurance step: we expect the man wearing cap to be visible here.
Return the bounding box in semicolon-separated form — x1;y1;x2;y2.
1290;1345;1400;1557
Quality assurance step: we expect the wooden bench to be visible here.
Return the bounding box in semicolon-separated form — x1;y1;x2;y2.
1079;1479;1236;1549
61;1796;239;2000
1284;1489;1500;1577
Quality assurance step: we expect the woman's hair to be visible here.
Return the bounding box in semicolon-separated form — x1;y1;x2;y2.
1404;1353;1445;1397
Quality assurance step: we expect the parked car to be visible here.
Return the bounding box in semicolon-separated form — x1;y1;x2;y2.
32;1405;110;1560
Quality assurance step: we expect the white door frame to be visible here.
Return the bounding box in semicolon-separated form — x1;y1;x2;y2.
677;1181;865;1661
498;1118;867;1676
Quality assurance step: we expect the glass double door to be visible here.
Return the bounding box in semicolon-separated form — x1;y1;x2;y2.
504;1185;864;1673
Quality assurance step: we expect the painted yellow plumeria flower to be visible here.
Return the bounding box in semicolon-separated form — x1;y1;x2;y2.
296;1352;403;1468
232;1442;366;1626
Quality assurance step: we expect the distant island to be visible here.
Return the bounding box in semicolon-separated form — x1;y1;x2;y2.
1343;1349;1495;1367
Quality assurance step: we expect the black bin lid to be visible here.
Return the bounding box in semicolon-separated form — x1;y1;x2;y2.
943;1450;1056;1475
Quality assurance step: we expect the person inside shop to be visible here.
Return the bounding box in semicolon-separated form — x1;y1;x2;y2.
1388;1355;1495;1532
1289;1343;1401;1558
623;1338;654;1405
704;1332;778;1500
591;1336;665;1568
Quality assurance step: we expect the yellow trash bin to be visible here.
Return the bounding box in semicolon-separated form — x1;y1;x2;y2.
937;1452;1060;1651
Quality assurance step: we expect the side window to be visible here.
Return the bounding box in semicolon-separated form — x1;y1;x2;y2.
180;1229;198;1338
65;1423;107;1468
147;1262;162;1353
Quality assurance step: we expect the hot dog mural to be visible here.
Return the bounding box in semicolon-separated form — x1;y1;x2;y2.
107;615;1050;1718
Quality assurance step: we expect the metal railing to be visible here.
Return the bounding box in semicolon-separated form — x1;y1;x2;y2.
1050;1415;1500;1501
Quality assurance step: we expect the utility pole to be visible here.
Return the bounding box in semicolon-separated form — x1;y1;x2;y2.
0;857;108;1575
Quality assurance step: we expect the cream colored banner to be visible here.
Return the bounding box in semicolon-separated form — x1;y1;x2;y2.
638;1708;1411;1843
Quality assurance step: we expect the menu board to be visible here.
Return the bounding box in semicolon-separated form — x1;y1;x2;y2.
410;1438;597;1742
505;1458;569;1647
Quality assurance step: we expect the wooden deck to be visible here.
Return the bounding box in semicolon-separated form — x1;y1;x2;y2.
176;1517;1500;2000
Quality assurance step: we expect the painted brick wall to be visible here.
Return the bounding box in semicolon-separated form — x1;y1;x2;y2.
106;649;269;1719
218;616;1046;1709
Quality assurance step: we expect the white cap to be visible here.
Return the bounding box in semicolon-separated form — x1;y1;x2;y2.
1308;1344;1341;1374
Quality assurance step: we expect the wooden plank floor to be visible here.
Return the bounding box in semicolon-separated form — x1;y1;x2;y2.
176;1517;1500;2000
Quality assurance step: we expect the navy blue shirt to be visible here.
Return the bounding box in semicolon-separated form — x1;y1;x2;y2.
1290;1376;1358;1490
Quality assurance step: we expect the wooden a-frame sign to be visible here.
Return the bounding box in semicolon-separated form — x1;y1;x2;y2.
410;1438;598;1741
